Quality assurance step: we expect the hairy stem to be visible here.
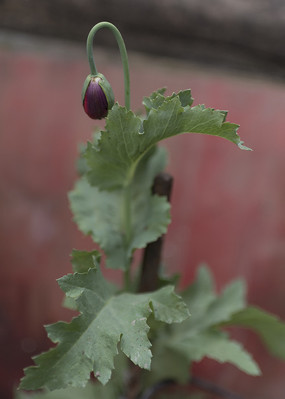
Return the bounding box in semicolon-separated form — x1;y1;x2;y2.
86;21;130;109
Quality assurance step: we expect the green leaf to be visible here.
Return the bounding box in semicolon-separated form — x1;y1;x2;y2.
221;306;285;359
181;265;216;314
143;89;193;114
148;266;259;385
85;90;250;191
85;105;142;190
20;267;189;391
145;330;190;385
69;147;170;270
17;374;125;399
166;330;260;376
70;249;101;273
181;265;246;332
16;383;99;399
63;249;101;310
143;89;166;114
141;101;245;151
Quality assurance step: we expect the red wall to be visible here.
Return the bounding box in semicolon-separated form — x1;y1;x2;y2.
1;38;285;398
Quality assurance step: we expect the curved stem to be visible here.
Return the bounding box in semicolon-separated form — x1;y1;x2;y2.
86;21;130;109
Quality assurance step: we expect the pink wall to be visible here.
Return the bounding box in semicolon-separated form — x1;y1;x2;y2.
1;37;285;398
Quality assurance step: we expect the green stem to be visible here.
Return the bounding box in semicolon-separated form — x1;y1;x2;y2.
124;268;131;292
86;22;132;290
86;21;130;109
122;183;132;291
123;184;132;244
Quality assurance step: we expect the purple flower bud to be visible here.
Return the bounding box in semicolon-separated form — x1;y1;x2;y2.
83;77;108;119
82;74;115;120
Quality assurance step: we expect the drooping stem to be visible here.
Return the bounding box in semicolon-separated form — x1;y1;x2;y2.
86;21;130;109
86;22;131;289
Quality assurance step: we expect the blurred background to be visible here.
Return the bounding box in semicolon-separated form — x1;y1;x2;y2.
1;1;285;398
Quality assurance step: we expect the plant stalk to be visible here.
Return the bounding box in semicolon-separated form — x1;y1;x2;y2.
138;172;173;293
86;21;130;109
122;183;132;291
125;173;173;399
123;183;132;245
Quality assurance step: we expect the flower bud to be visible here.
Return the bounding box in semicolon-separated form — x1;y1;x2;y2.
82;73;115;119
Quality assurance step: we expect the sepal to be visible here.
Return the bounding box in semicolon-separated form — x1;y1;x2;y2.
82;73;115;119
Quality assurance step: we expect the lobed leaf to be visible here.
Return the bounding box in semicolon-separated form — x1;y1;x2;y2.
70;249;101;273
143;89;193;114
16;383;99;399
147;265;259;386
20;267;189;391
181;265;246;332
69;147;170;270
221;306;285;359
85;89;250;191
166;330;260;376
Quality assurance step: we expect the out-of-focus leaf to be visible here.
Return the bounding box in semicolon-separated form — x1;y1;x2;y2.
221;306;285;359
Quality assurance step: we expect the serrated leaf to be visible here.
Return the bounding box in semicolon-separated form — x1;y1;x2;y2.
143;89;193;114
167;330;260;376
143;88;167;113
221;306;285;359
200;278;246;329
17;375;124;399
148;266;259;385
141;101;245;151
63;250;102;310
70;249;101;273
181;265;216;313
85;90;250;191
69;147;170;270
20;268;189;391
175;90;194;108
85;105;142;190
145;331;190;385
182;265;246;333
16;383;99;399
